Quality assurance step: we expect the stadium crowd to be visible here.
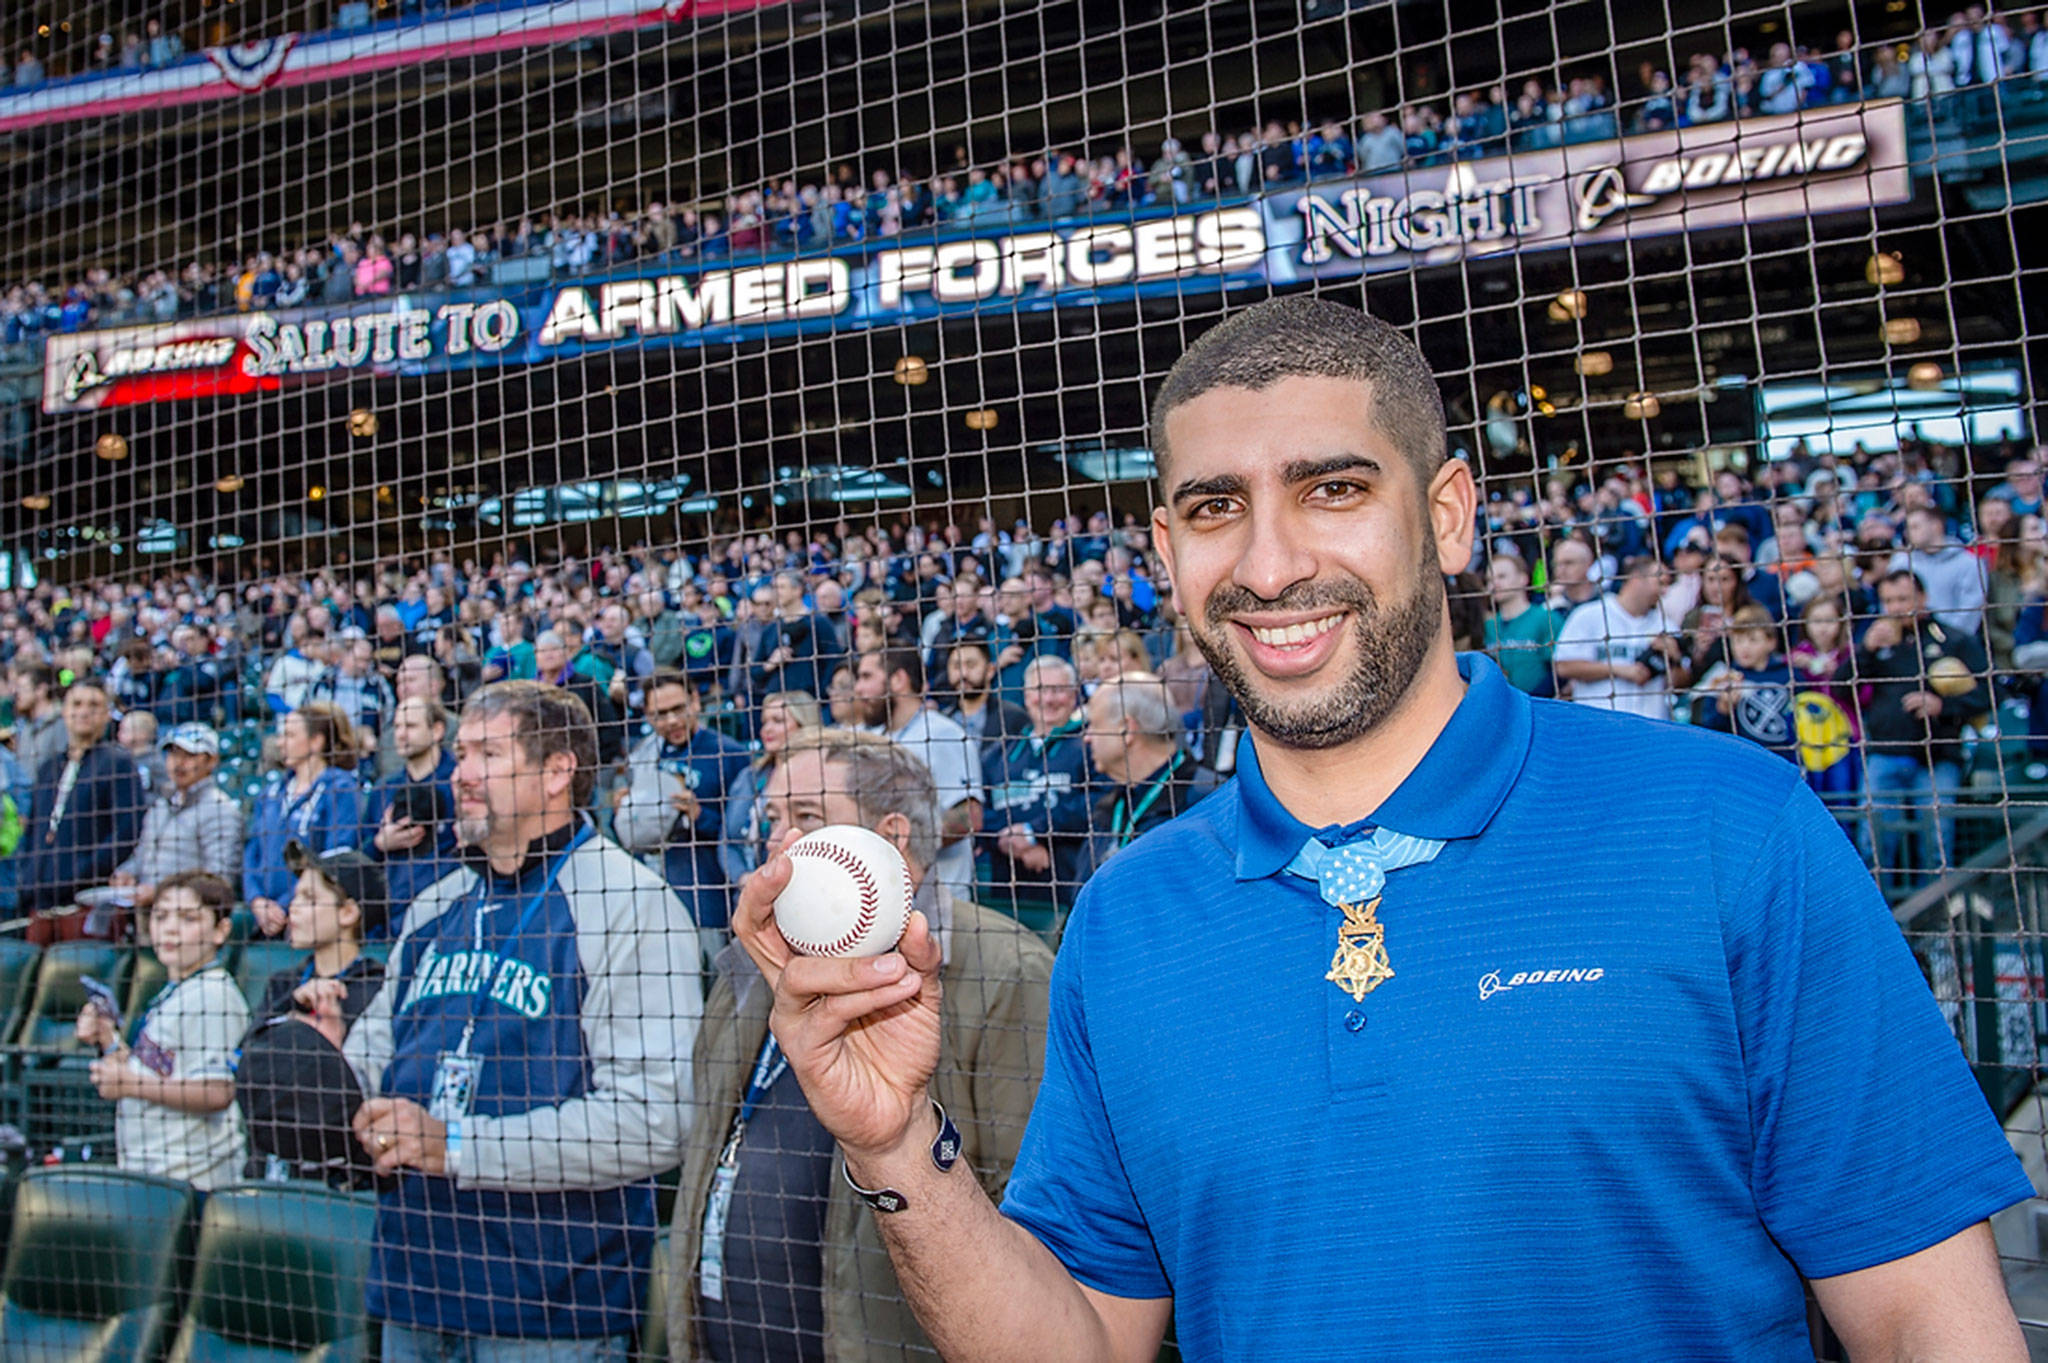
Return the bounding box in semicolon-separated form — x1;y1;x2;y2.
7;11;2042;346
0;423;2035;1354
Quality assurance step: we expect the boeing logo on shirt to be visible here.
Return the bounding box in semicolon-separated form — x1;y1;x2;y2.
399;942;554;1019
1477;966;1605;1000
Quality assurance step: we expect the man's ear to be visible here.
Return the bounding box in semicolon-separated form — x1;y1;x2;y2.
544;748;578;802
1428;458;1479;577
1150;505;1184;619
875;810;916;865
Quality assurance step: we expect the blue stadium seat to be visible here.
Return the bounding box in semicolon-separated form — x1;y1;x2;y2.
19;942;126;1051
163;1183;377;1363
0;1166;197;1363
0;938;42;1046
233;941;306;1014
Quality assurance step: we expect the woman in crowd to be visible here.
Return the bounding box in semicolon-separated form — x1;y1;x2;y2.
243;701;362;936
1789;593;1864;806
1978;497;2032;672
1683;555;1757;675
718;688;822;882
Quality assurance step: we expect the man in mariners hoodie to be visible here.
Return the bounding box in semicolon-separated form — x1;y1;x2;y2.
976;654;1095;933
344;680;698;1360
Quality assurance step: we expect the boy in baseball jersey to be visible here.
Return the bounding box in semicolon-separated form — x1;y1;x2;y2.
78;869;250;1189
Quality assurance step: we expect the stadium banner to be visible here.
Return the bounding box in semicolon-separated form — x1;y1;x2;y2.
43;100;1910;415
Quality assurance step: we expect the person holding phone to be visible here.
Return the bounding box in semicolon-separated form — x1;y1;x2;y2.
77;871;248;1189
364;695;459;939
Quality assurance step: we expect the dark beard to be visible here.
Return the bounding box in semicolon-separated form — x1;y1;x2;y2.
1188;542;1445;750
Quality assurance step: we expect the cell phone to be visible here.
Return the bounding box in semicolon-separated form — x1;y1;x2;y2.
80;976;122;1034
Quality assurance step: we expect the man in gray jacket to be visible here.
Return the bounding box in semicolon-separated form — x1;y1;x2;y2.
107;722;243;911
1890;504;1989;640
669;726;1050;1363
345;680;698;1358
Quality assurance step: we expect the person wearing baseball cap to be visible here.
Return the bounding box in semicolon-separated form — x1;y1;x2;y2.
234;840;389;1187
108;720;242;915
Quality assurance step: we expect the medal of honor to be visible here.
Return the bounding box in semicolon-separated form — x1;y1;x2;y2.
1325;897;1395;1002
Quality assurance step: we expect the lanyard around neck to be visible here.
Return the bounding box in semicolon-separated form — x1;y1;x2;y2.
718;1031;789;1168
453;823;591;1055
1112;748;1188;847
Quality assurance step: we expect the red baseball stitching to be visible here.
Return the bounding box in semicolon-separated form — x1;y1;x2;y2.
786;839;881;955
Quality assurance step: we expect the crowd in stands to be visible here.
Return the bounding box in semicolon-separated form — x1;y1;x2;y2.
1;428;2040;933
8;12;2044;348
0;425;2039;1353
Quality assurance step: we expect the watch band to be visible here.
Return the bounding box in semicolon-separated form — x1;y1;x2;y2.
841;1098;962;1214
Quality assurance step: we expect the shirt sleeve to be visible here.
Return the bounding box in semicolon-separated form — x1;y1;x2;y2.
999;902;1171;1300
1728;781;2033;1278
1550;604;1601;662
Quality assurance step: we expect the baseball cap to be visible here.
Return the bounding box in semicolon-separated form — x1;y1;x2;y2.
160;722;220;757
284;842;390;935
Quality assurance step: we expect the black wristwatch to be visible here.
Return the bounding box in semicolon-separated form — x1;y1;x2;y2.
841;1098;961;1214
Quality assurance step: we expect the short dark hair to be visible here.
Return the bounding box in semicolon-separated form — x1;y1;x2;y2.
1148;296;1446;484
646;668;696;700
63;675;110;701
155;870;234;924
462;680;600;806
866;643;925;697
1879;568;1928;596
11;660;56;695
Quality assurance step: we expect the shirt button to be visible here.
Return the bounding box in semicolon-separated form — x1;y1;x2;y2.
1343;1009;1367;1033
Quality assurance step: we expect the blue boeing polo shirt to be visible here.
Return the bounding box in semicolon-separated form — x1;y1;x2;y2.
1001;652;2030;1362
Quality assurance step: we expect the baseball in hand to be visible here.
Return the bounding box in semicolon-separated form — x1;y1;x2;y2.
774;825;915;958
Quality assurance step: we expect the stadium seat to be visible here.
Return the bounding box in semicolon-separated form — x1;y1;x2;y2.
233;941;307;1014
639;1231;670;1363
164;1183;377;1363
0;1166;197;1363
121;949;168;1035
19;942;125;1051
0;938;42;1045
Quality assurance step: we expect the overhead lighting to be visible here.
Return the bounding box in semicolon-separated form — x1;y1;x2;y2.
1574;351;1614;377
95;433;129;461
964;408;998;431
214;473;245;493
892;355;930;386
1908;362;1945;391
1547;289;1589;322
19;494;50;511
308;485;327;501
1623;392;1662;420
1882;317;1922;345
348;408;379;437
1866;252;1906;287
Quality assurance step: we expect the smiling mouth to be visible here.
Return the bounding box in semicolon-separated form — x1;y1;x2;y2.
1240;613;1347;648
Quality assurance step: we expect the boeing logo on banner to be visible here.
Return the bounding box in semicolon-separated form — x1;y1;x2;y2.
1292;114;1886;267
38;103;1910;415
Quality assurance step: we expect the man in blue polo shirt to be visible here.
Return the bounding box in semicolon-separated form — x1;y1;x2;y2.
727;297;2031;1361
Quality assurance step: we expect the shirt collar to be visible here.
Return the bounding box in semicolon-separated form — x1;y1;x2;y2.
464;815;585;881
1233;652;1532;881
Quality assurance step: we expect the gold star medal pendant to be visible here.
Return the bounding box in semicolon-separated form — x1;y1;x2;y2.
1325;896;1395;1002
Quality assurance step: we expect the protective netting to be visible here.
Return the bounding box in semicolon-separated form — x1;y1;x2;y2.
0;0;2043;1356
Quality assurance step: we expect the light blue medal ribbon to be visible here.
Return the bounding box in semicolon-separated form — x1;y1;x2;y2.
1285;828;1446;905
1286;828;1445;1002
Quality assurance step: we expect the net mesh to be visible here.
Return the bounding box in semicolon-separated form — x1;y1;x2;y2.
0;0;2042;1356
